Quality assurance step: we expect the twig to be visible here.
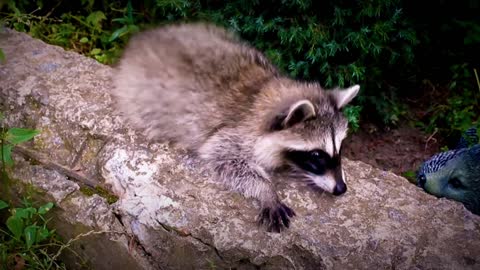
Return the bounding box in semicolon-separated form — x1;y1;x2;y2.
13;145;97;188
49;230;126;269
474;68;480;93
425;129;438;151
44;0;63;18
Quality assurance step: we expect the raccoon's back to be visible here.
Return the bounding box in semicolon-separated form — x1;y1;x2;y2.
112;23;278;149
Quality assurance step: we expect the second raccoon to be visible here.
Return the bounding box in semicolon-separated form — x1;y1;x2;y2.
112;23;360;232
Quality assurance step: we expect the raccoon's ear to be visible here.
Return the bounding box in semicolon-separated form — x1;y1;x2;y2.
269;100;316;131
330;84;360;109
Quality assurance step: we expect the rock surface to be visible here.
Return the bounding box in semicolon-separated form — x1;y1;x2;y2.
1;28;480;270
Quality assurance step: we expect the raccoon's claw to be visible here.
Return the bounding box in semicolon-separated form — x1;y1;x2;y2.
258;202;296;233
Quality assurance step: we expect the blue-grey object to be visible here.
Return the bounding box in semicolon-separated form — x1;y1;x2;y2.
417;127;480;215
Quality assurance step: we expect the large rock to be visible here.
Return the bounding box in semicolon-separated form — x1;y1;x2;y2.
1;28;479;270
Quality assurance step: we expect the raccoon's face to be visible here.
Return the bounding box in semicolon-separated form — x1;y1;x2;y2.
282;120;348;195
254;85;359;195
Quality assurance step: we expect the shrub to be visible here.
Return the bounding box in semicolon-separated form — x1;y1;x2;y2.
405;0;480;138
417;65;480;140
2;0;478;133
151;0;419;125
1;0;420;126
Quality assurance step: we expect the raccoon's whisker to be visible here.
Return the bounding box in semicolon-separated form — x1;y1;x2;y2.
290;174;312;184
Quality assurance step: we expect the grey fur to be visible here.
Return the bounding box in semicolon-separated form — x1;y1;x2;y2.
112;22;359;232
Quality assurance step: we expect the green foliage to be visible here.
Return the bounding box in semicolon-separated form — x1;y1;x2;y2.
402;170;417;184
1;0;477;134
0;117;92;268
0;0;133;64
408;1;479;139
0;114;39;168
367;91;408;126
456;20;480;46
109;0;139;43
0;0;421;128
343;105;362;132
0;200;7;210
186;1;416;126
0;116;58;269
0;199;66;269
418;65;479;137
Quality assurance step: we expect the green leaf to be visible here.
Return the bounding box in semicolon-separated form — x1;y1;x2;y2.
24;225;38;249
38;202;54;215
15;207;36;219
112;17;127;24
0;200;8;210
36;227;50;243
109;25;128;42
344;105;362;132
6;128;40;144
81;0;95;9
14;208;28;219
1;144;13;167
127;24;140;34
0;48;5;63
6;216;24;239
80;37;89;43
86;11;106;28
90;48;102;55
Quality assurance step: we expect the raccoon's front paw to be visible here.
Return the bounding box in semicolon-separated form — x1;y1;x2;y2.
258;202;296;233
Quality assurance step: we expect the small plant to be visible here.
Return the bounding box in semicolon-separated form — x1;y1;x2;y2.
0;199;67;269
0;114;110;268
343;105;362;132
418;65;479;139
0;0;134;65
0;114;64;269
0;112;40;182
109;0;139;43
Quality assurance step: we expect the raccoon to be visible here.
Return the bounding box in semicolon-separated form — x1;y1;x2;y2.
112;23;359;232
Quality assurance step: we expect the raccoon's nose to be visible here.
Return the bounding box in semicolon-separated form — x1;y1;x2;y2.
332;181;347;196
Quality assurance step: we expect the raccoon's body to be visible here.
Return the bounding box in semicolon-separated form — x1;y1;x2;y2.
112;23;359;232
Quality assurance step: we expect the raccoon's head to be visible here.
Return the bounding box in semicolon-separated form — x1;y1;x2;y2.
254;84;360;195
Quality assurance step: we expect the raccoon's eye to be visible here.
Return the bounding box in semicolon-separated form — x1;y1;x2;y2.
284;150;328;175
306;150;330;174
309;150;329;158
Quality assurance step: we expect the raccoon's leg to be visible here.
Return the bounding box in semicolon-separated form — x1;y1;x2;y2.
199;131;295;232
214;159;296;232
